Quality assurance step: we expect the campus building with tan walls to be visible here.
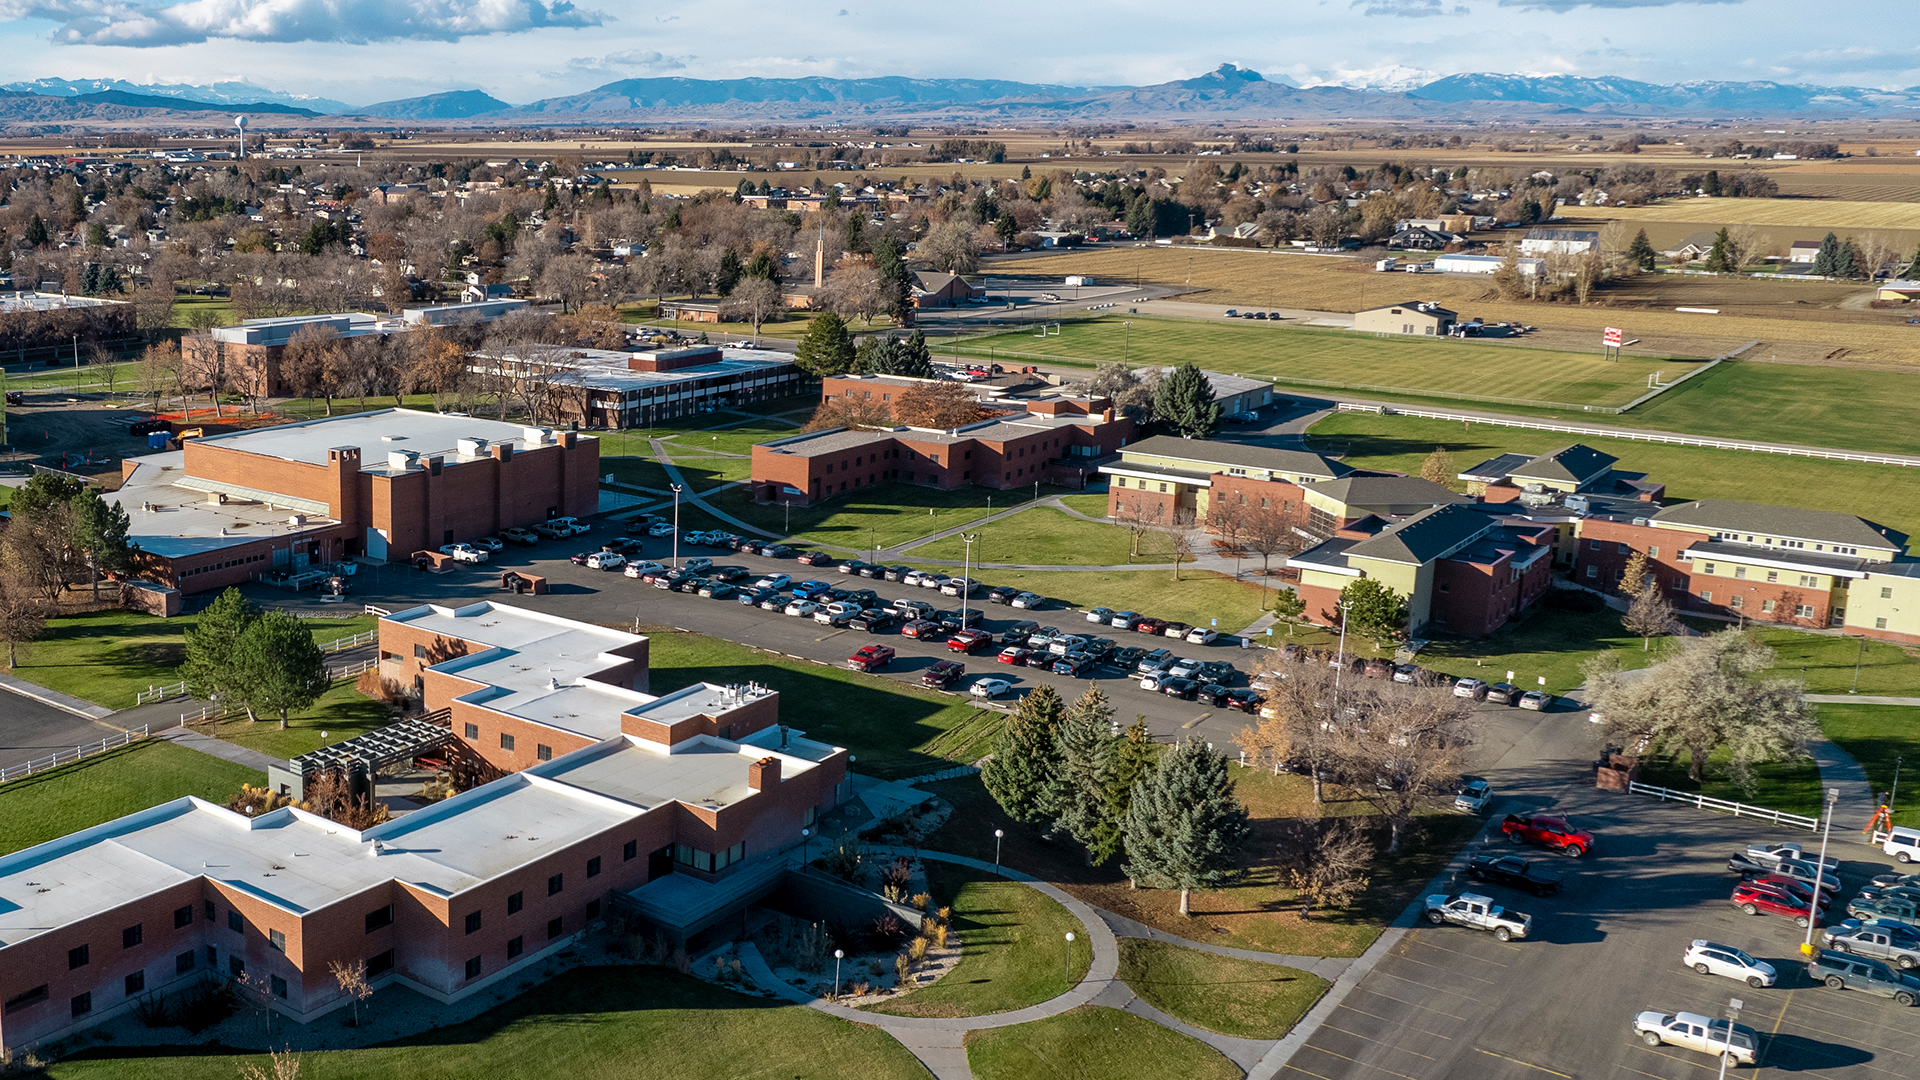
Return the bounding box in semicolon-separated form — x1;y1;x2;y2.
0;602;848;1056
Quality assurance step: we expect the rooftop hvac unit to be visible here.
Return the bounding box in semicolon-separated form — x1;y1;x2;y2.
1632;517;1650;527
288;515;306;527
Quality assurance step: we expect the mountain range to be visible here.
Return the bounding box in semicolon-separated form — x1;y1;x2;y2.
3;67;1920;128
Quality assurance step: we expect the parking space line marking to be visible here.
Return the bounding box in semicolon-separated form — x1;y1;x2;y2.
1181;711;1211;729
814;629;847;641
1382;951;1499;985
1283;1064;1341;1080
1345;987;1472;1023
1617;1066;1682;1080
1370;969;1482;1001
1631;1046;1723;1074
1321;1024;1436;1060
1295;1042;1426;1080
1402;939;1509;967
1473;1048;1571;1078
1334;1003;1454;1040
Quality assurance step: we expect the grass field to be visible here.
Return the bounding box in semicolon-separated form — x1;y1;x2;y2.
1116;939;1329;1040
708;482;1069;551
957;317;1675;408
955;568;1275;633
201;680;393;760
1616;360;1920;455
18;610;376;709
0;741;263;856
866;862;1090;1018
1818;704;1920;829
47;967;932;1080
1594;198;1920;231
1306;411;1920;546
1634;744;1827;818
965;1005;1240;1080
907;507;1182;565
1742;626;1920;697
642;631;1002;779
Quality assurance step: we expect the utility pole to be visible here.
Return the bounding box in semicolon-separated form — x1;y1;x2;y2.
669;484;683;567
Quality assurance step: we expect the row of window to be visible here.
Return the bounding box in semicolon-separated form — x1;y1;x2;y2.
1712;530;1858;556
180;552;268;577
674;841;746;873
459;722;556;760
1111;477;1171;493
1725;596;1818;618
461;902;598;983
8;940;284;1023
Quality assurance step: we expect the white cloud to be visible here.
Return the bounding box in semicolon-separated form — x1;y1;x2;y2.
0;0;606;47
1352;0;1469;15
548;48;691;82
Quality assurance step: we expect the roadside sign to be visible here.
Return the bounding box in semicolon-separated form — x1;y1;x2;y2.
1603;326;1623;347
1538;676;1547;685
1265;627;1273;636
1506;670;1515;681
1211;618;1217;627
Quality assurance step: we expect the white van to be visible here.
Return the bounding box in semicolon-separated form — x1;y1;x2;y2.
1884;826;1920;864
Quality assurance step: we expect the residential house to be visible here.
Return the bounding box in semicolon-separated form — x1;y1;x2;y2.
1352;301;1457;337
909;271;983;309
1518;228;1600;256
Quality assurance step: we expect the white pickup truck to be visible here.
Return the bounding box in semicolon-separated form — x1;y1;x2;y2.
438;543;488;564
1745;842;1839;874
1423;893;1531;941
1632;1011;1759;1066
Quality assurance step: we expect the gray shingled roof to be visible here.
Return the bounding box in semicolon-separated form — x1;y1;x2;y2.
1523;228;1601;242
1118;435;1350;480
1305;476;1467;507
1510;444;1617;484
1346;503;1495;566
1357;301;1457;319
1653;500;1906;553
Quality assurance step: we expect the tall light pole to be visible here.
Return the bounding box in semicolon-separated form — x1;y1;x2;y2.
1331;599;1352;720
960;532;977;627
1713;998;1742;1080
1893;756;1904;821
670;483;683;567
784;498;792;536
800;827;811;865
1802;788;1840;957
1063;931;1076;991
993;828;1004;875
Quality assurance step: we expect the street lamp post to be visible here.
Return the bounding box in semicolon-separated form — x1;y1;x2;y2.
1714;998;1743;1080
833;948;844;1000
1802;788;1841;956
670;483;683;567
800;827;811;866
1064;931;1076;990
993;828;1004;875
1893;756;1904;819
784;499;792;536
1331;599;1353;719
960;533;977;627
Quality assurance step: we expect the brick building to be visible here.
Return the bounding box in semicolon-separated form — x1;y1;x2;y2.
474;344;804;429
0;602;848;1056
111;410;599;594
1100;436;1350;527
182;303;528;398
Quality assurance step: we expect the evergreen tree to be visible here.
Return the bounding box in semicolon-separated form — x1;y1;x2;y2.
1627;229;1656;271
69;488;133;599
981;684;1065;826
1125;195;1156;239
1904;246;1920;280
1051;688;1119;862
1835;241;1859;280
793;312;857;377
22;214;47;248
232;611;330;728
846;212;867;254
1151;362;1222;439
715;249;742;297
1703;228;1733;272
873;236;913;324
180;588;259;704
875;331;933;379
1106;716;1157;832
743;249;780;283
1702;170;1721;197
1339;577;1410;645
1811;232;1841;277
1121;739;1252;916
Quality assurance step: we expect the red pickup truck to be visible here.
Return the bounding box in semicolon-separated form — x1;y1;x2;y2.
1500;813;1593;858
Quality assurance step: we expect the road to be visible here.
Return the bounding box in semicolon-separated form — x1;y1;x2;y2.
0;688;132;774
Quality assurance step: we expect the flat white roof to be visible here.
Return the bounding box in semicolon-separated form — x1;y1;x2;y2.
196;409;584;469
532;737;818;812
112;452;340;559
475;347;796;394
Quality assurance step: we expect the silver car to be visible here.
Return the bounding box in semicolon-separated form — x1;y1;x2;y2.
1682;940;1777;988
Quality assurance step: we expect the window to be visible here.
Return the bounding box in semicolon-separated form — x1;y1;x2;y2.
547;917;564;940
1584;565;1598;579
587;856;601;879
1878;617;1890;630
4;986;47;1015
366;950;394;977
1588;539;1602;550
1733;566;1747;580
1883;587;1895;599
366;905;394;933
205;945;217;968
536;744;552;761
586;899;601;920
269;930;285;953
229;910;243;933
1648;546;1660;558
175;951;195;976
124;971;145;996
69;944;89;970
270;975;288;999
1761;600;1776;613
1729;596;1744;610
1700;590;1714;602
507;936;523;959
1702;563;1715;575
175;905;194;929
1796;605;1816;619
500;733;515;752
1159;483;1168;493
464;723;479;739
548;874;564;896
1800;575;1820;588
414;644;427;658
123;924;143;949
464;956;482;981
205;900;215;922
230;956;246;977
462;910;483;935
71;992;92;1018
623;840;637;861
1616;543;1631;554
507;891;523;915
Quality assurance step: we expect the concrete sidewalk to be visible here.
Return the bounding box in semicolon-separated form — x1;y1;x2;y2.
155;727;285;775
0;671;115;720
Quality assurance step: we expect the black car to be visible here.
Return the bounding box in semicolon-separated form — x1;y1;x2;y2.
730;537;761;552
568;551;594;565
1109;646;1146;671
922;660;965;689
986;585;1021;604
858;564;884;579
840;560;874;576
1160;677;1199;700
707;565;752;583
1728;853;1777;878
842;589;879;607
882;565;914;582
601;537;644;555
1197;661;1239;686
935;608;985;631
1220;688;1262;714
624;514;665;535
762;544;796;558
1466;855;1565;897
1053;653;1098;678
672;576;708;594
1196;683;1235;707
849;609;898;633
1000;620;1041;647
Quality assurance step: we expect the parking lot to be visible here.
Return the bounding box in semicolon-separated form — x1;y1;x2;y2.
1289;775;1911;1080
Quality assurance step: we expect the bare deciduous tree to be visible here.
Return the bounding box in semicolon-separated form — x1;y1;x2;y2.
720;276;785;335
1113;492;1166;559
1622;586;1674;650
328;959;373;1028
1168;508;1199;580
1325;680;1478;854
1279;818;1374;919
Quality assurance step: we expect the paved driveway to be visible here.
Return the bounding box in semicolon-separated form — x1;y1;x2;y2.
0;690;127;774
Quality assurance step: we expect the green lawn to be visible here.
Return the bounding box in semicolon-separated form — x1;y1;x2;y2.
644;632;1002;779
1417;606;1665;696
18;610;376;709
1116;939;1329;1040
661;415;807;458
1308;411;1920;548
865;862;1090;1018
0;741;263;856
964;1005;1240;1080
1743;626;1920;697
708;483;1070;551
907;507;1181;566
201;680;392;761
1819;704;1920;829
955;316;1674;408
1058;493;1110;517
48;967;932;1080
1623;360;1920;456
1633;745;1827;818
951;568;1278;636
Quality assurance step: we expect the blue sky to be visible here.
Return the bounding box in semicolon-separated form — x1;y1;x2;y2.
0;0;1907;107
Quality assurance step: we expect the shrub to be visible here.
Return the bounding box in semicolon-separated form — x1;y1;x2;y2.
132;993;172;1028
880;856;912;903
818;843;864;882
175;977;236;1034
354;669;408;705
911;892;932;911
225;784;291;817
868;958;886;978
871;915;906;950
908;936;928;962
895;951;914;986
932;922;950;949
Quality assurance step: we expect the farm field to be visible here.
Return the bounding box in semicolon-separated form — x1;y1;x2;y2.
1306;410;1920;546
1009;247;1920;368
1591;197;1920;231
957;316;1674;408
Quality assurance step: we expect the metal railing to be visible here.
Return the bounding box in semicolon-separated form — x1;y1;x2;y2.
318;628;377;653
1628;781;1818;830
135;681;187;706
0;727;149;784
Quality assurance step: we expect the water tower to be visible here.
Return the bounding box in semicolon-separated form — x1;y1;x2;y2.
233;115;247;160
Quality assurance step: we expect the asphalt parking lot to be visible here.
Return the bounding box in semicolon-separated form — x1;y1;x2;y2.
1288;774;1911;1080
0;690;126;774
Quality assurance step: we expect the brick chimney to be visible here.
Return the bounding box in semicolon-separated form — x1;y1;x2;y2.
747;756;781;791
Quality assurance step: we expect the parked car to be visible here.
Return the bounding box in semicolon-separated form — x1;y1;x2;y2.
1519;691;1554;711
846;645;896;672
998;646;1035;666
1423;893;1531;941
1486;682;1518;706
900;619;943;640
1746;843;1840;874
970;677;1013;699
1216;688;1262;714
550;517;590;536
1806;949;1920;1005
680;556;714;574
1161;621;1192;640
1502;814;1593;857
1731;881;1816;927
1167;657;1203;678
1137;673;1172;693
647;522;676;538
1824;921;1920;970
1392;664;1421;683
1108;646;1146;671
1750;875;1833;911
1847;894;1920;929
1160;677;1200;700
501;526;540;545
882;565;914;582
1465;855;1563;897
986;585;1021;605
941;577;978;597
672;576;707;594
754;574;792;591
922;660;964;689
584;551;625;571
843;608;893;632
697;581;737;600
901;570;932;588
762;544;796;558
1363;658;1394;680
1683;940;1777;988
1454;779;1494;814
1186;627;1219;645
1196;660;1238;686
568;551;595;566
1454;678;1489;700
1026;626;1063;649
1135;617;1167;635
471;536;505;552
1631;1012;1759;1066
1084;607;1115;624
1110;611;1143;630
1048;634;1089;657
1001;621;1041;647
1769;859;1841;895
791;580;832;599
796;551;835;567
1136;649;1175;674
948;629;995;654
840;560;873;576
599;536;642;555
934;609;984;631
1010;592;1045;610
439;542;489;564
736;586;776;607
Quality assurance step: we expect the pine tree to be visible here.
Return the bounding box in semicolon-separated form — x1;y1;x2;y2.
1835;241;1859;280
1151;362;1222;439
715;249;742;297
981;684;1065;826
1102;717;1157;864
22;214;47;248
1703;228;1733;273
232;611;330;729
1339;577;1409;645
1627;229;1656;271
1903;246;1920;280
873;236;913;324
1811;232;1841;277
793;312;857;377
1051;688;1119;862
1121;739;1252;916
181;588;259;707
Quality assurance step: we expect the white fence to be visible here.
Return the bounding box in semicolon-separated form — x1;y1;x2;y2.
178;703;228;727
0;727;149;784
364;604;391;617
329;657;376;682
1628;781;1819;830
134;681;186;706
319;628;377;653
